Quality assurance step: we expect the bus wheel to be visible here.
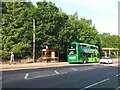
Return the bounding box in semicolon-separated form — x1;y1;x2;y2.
83;60;86;64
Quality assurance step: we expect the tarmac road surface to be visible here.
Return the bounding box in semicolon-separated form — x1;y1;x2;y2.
2;60;120;90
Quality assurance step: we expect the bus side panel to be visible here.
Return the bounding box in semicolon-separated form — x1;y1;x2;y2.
87;57;100;62
88;58;96;62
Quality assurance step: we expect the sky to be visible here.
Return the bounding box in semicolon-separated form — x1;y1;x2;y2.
31;0;119;35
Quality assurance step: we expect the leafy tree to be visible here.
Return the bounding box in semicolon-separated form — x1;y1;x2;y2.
34;1;68;58
57;12;100;61
2;0;118;61
99;33;118;48
2;1;35;59
99;33;119;57
118;36;120;56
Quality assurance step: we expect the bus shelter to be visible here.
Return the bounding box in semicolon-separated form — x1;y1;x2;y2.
41;49;60;63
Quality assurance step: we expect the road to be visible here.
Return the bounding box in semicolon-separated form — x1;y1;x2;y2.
2;62;120;90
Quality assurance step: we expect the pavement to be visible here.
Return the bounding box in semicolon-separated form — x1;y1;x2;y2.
1;62;71;71
1;58;119;71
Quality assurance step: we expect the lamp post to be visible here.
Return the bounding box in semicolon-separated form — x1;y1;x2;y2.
33;19;35;63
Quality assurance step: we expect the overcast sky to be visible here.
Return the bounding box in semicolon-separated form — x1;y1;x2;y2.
31;0;118;35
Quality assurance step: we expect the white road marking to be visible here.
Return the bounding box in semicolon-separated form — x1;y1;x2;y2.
27;75;42;80
27;74;56;80
115;86;120;90
79;67;95;71
26;70;69;80
61;72;68;74
80;78;110;90
71;68;77;71
116;74;120;77
54;70;59;74
79;68;90;71
24;73;29;80
43;74;57;77
85;67;93;70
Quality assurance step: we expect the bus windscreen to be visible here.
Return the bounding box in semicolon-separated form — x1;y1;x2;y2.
68;44;76;54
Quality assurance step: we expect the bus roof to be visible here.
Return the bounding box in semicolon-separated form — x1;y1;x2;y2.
88;44;96;47
80;43;89;45
69;42;97;47
80;43;96;47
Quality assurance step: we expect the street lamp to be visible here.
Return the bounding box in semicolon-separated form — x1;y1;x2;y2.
33;19;35;63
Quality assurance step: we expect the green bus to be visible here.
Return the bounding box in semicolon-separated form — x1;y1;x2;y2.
67;42;100;63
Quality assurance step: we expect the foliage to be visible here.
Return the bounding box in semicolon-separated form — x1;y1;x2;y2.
99;33;119;56
99;33;118;48
1;1;119;60
34;1;68;58
118;36;120;56
2;2;34;59
0;50;10;59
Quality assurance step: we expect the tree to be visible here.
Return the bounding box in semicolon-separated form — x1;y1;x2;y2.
2;2;35;59
99;33;118;48
57;13;100;61
34;1;68;58
3;0;115;61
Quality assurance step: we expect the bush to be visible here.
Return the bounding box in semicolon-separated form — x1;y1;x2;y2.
0;50;11;60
